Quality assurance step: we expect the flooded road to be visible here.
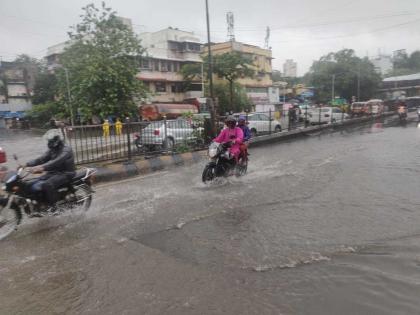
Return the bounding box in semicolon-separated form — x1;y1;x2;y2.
1;121;420;314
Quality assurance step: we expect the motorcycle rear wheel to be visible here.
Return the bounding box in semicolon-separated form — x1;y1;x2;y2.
202;165;215;183
236;158;248;177
73;184;93;211
0;204;20;240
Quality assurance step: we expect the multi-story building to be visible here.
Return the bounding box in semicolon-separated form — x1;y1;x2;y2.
371;54;393;76
138;27;203;103
206;41;276;105
283;59;297;78
45;26;204;104
0;61;34;120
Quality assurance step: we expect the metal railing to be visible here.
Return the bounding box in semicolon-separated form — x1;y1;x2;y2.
64;118;209;165
65;108;389;165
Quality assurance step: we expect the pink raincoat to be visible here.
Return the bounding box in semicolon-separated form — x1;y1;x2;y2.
214;127;244;160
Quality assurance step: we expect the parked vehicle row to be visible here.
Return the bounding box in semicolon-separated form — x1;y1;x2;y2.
307;107;349;125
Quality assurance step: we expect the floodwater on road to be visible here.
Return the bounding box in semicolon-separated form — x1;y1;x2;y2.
1;120;420;314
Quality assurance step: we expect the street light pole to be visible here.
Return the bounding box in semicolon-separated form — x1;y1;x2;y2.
64;68;75;126
357;64;361;101
331;74;335;104
205;0;214;100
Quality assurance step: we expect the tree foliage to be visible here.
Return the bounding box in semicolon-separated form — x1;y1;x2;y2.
386;50;420;77
32;73;58;105
212;52;255;109
179;62;203;91
209;82;252;114
306;49;381;103
58;2;148;120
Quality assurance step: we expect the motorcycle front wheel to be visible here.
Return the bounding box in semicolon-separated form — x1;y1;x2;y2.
0;202;20;240
202;165;216;183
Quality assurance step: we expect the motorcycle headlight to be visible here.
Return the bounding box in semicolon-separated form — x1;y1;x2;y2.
208;148;218;158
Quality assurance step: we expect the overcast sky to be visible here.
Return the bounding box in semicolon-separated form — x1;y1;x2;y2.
1;0;420;75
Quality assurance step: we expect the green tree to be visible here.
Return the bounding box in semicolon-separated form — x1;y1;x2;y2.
387;50;420;77
58;2;148;120
272;70;282;82
212;52;254;111
307;49;381;103
209;82;252;115
32;73;58;105
178;62;203;92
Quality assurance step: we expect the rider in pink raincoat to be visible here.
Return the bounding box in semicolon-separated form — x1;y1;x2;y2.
214;116;244;161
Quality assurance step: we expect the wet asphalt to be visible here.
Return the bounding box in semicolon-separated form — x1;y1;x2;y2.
1;118;420;314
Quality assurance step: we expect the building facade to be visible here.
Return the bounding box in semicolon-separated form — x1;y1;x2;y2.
371;54;393;76
283;59;297;78
138;28;203;103
207;41;275;105
0;61;34;120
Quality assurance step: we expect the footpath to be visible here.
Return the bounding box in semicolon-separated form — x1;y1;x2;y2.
90;112;401;184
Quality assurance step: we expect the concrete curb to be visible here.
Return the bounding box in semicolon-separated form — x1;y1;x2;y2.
93;150;207;183
92;112;398;184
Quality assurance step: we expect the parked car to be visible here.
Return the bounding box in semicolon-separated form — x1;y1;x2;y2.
308;107;349;125
138;119;203;151
234;112;282;136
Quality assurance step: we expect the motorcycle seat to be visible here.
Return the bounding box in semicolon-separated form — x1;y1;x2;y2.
72;169;88;182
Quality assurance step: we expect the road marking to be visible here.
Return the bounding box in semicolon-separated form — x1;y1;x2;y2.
96;171;169;188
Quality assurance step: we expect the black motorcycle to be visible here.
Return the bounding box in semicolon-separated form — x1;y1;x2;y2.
0;165;96;240
202;141;248;183
398;111;407;124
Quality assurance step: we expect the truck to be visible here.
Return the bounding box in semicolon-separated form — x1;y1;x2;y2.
139;103;199;121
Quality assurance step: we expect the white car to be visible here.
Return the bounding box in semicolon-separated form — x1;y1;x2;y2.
235;113;282;136
308;107;349;125
139;119;203;150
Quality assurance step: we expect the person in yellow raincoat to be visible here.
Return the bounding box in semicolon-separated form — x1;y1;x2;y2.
103;119;110;137
115;118;122;136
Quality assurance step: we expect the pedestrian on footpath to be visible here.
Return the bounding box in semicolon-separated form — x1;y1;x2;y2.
103;119;110;138
115;118;122;136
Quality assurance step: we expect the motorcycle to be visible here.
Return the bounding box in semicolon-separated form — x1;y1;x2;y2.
417;107;420;122
398;111;407;124
0;161;96;240
202;141;248;183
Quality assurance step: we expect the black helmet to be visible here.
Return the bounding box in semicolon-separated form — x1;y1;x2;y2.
43;129;64;150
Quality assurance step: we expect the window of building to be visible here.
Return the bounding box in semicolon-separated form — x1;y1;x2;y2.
171;83;183;93
140;58;151;69
155;82;166;93
161;61;168;72
153;60;159;71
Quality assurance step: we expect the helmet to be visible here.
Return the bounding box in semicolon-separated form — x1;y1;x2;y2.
225;115;237;127
43;129;64;150
238;115;246;122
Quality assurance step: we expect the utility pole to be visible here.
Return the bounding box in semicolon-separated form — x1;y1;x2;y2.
331;74;335;104
205;0;216;134
357;63;361;101
64;68;75;126
205;0;214;100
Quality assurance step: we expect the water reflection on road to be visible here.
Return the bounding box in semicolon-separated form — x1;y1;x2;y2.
1;121;420;314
